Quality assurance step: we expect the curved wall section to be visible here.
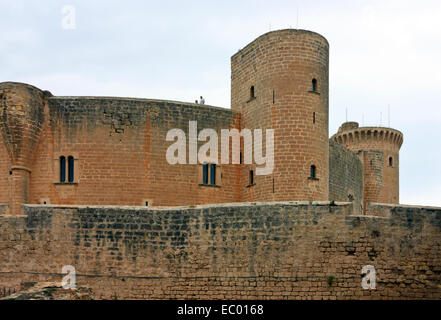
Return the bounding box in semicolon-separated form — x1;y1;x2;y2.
332;122;403;207
231;29;329;201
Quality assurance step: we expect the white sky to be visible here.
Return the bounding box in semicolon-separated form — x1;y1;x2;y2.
1;0;440;206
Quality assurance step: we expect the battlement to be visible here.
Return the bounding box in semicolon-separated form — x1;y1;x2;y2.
332;122;403;150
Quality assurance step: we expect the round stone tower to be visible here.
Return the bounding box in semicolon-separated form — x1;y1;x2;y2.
231;29;329;202
0;82;50;215
331;122;403;211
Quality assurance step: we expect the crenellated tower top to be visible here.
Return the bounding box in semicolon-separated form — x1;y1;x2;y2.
332;122;403;151
332;121;404;211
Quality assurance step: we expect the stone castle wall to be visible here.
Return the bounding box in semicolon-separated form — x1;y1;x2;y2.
0;202;439;299
0;85;245;208
42;97;241;207
329;140;363;214
0;29;401;213
1;83;370;211
0;140;9;205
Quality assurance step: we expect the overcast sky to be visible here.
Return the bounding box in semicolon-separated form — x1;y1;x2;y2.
1;0;440;206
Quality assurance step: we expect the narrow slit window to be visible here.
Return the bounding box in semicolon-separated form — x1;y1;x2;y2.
60;156;66;183
249;170;254;185
202;163;209;185
389;157;393;167
68;156;74;183
310;165;316;179
313;112;316;124
312;79;317;92
210;164;216;185
250;86;255;99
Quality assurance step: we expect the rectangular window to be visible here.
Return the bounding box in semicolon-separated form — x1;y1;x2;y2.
249;170;254;185
200;163;220;186
310;165;316;179
312;79;317;92
54;153;79;184
202;163;209;185
250;86;255;99
68;156;74;183
60;156;66;183
210;164;216;185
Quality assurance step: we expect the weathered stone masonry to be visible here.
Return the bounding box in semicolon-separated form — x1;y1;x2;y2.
0;202;440;299
329;140;363;214
0;29;403;215
0;28;437;300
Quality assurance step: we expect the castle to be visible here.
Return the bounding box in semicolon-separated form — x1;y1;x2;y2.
0;29;439;300
0;29;402;215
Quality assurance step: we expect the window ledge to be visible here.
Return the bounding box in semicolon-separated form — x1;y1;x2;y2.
308;177;319;181
246;183;256;188
199;184;221;188
54;182;78;185
308;91;320;95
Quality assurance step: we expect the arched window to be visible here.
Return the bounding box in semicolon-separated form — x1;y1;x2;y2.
310;165;316;179
68;156;74;183
389;157;393;167
312;79;317;92
60;156;66;183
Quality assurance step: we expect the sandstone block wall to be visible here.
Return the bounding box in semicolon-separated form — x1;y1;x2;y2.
0;140;10;205
0;83;50;215
360;150;385;213
14;94;241;207
329;140;363;214
231;29;329;202
0;202;439;299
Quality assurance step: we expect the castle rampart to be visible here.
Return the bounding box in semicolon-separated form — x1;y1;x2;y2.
0;84;245;210
328;140;363;214
0;202;439;299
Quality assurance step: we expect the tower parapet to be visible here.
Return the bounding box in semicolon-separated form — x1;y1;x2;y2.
332;122;403;212
333;122;403;151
